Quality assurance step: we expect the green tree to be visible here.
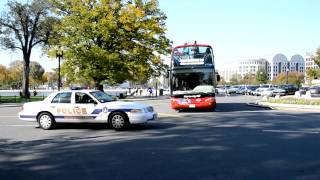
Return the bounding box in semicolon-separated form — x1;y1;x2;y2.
50;0;170;91
314;47;320;68
0;0;59;97
306;68;318;80
229;74;241;85
256;69;268;84
30;61;45;88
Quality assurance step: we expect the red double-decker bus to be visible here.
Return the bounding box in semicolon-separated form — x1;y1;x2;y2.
169;42;220;111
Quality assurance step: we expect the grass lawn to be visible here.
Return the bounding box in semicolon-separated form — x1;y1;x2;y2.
265;97;320;106
0;96;46;103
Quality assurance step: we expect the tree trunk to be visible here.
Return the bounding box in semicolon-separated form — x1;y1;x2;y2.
94;80;104;92
22;60;30;98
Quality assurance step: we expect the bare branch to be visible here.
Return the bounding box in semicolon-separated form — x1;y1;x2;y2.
0;21;24;48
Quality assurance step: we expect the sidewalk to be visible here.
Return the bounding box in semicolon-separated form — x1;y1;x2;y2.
0;103;22;108
123;95;170;101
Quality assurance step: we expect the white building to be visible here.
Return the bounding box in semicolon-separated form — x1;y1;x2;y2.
238;58;269;78
305;53;319;70
219;53;305;82
218;66;238;82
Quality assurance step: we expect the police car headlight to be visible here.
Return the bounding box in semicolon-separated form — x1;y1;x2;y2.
130;109;143;113
102;107;108;113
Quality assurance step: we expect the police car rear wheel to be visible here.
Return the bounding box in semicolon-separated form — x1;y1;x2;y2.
38;112;55;130
110;112;128;130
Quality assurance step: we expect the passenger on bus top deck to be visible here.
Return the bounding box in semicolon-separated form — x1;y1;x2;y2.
204;47;212;65
182;47;190;59
172;49;180;66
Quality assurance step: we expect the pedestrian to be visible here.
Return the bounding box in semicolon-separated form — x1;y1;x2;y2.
148;87;153;96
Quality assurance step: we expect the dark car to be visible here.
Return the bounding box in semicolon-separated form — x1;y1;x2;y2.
278;84;298;95
298;87;310;95
309;86;320;95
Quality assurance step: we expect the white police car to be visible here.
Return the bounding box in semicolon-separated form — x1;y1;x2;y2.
19;90;157;130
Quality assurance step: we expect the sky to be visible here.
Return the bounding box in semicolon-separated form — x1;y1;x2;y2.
159;0;320;69
1;0;320;71
0;0;58;72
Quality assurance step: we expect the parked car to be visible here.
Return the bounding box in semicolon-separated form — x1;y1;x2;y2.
298;87;310;95
252;87;268;96
245;86;259;95
278;84;298;95
272;88;287;96
309;86;320;95
226;86;238;94
260;88;275;97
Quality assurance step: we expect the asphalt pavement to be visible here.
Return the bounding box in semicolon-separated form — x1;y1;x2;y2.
1;95;320;180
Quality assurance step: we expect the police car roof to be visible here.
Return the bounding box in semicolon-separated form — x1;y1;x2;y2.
58;89;100;93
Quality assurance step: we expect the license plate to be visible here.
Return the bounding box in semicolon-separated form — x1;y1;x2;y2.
189;104;195;108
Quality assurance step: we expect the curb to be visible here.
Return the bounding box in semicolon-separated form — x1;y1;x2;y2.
246;102;271;109
123;96;170;101
0;103;22;108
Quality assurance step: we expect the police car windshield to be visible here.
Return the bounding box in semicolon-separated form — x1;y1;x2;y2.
90;91;114;103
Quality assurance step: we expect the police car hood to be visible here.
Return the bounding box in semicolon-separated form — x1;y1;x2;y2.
103;101;149;109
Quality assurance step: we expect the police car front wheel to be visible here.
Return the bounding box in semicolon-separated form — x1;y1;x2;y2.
38;112;55;130
109;112;128;130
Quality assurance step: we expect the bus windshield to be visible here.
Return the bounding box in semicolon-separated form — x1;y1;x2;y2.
172;45;213;66
171;68;214;92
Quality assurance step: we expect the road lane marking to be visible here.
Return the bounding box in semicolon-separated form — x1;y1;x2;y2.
263;129;320;134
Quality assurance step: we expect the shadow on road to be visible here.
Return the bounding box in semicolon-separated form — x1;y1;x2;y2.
2;110;320;179
178;103;271;113
49;122;176;131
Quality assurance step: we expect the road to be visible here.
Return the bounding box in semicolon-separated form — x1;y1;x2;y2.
1;95;320;180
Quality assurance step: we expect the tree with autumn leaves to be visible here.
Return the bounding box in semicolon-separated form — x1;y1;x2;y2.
1;0;170;95
49;0;171;91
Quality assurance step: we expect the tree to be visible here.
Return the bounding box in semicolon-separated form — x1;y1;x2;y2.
314;47;320;68
7;60;23;89
50;0;170;91
30;61;45;88
0;0;58;97
306;68;318;80
43;71;58;89
272;72;304;86
241;73;257;85
256;69;268;84
229;74;241;85
0;64;9;88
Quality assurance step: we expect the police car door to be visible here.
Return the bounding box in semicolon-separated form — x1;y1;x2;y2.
73;92;98;122
50;92;74;122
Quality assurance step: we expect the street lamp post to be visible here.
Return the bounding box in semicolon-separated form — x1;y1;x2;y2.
56;48;63;91
286;67;289;85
